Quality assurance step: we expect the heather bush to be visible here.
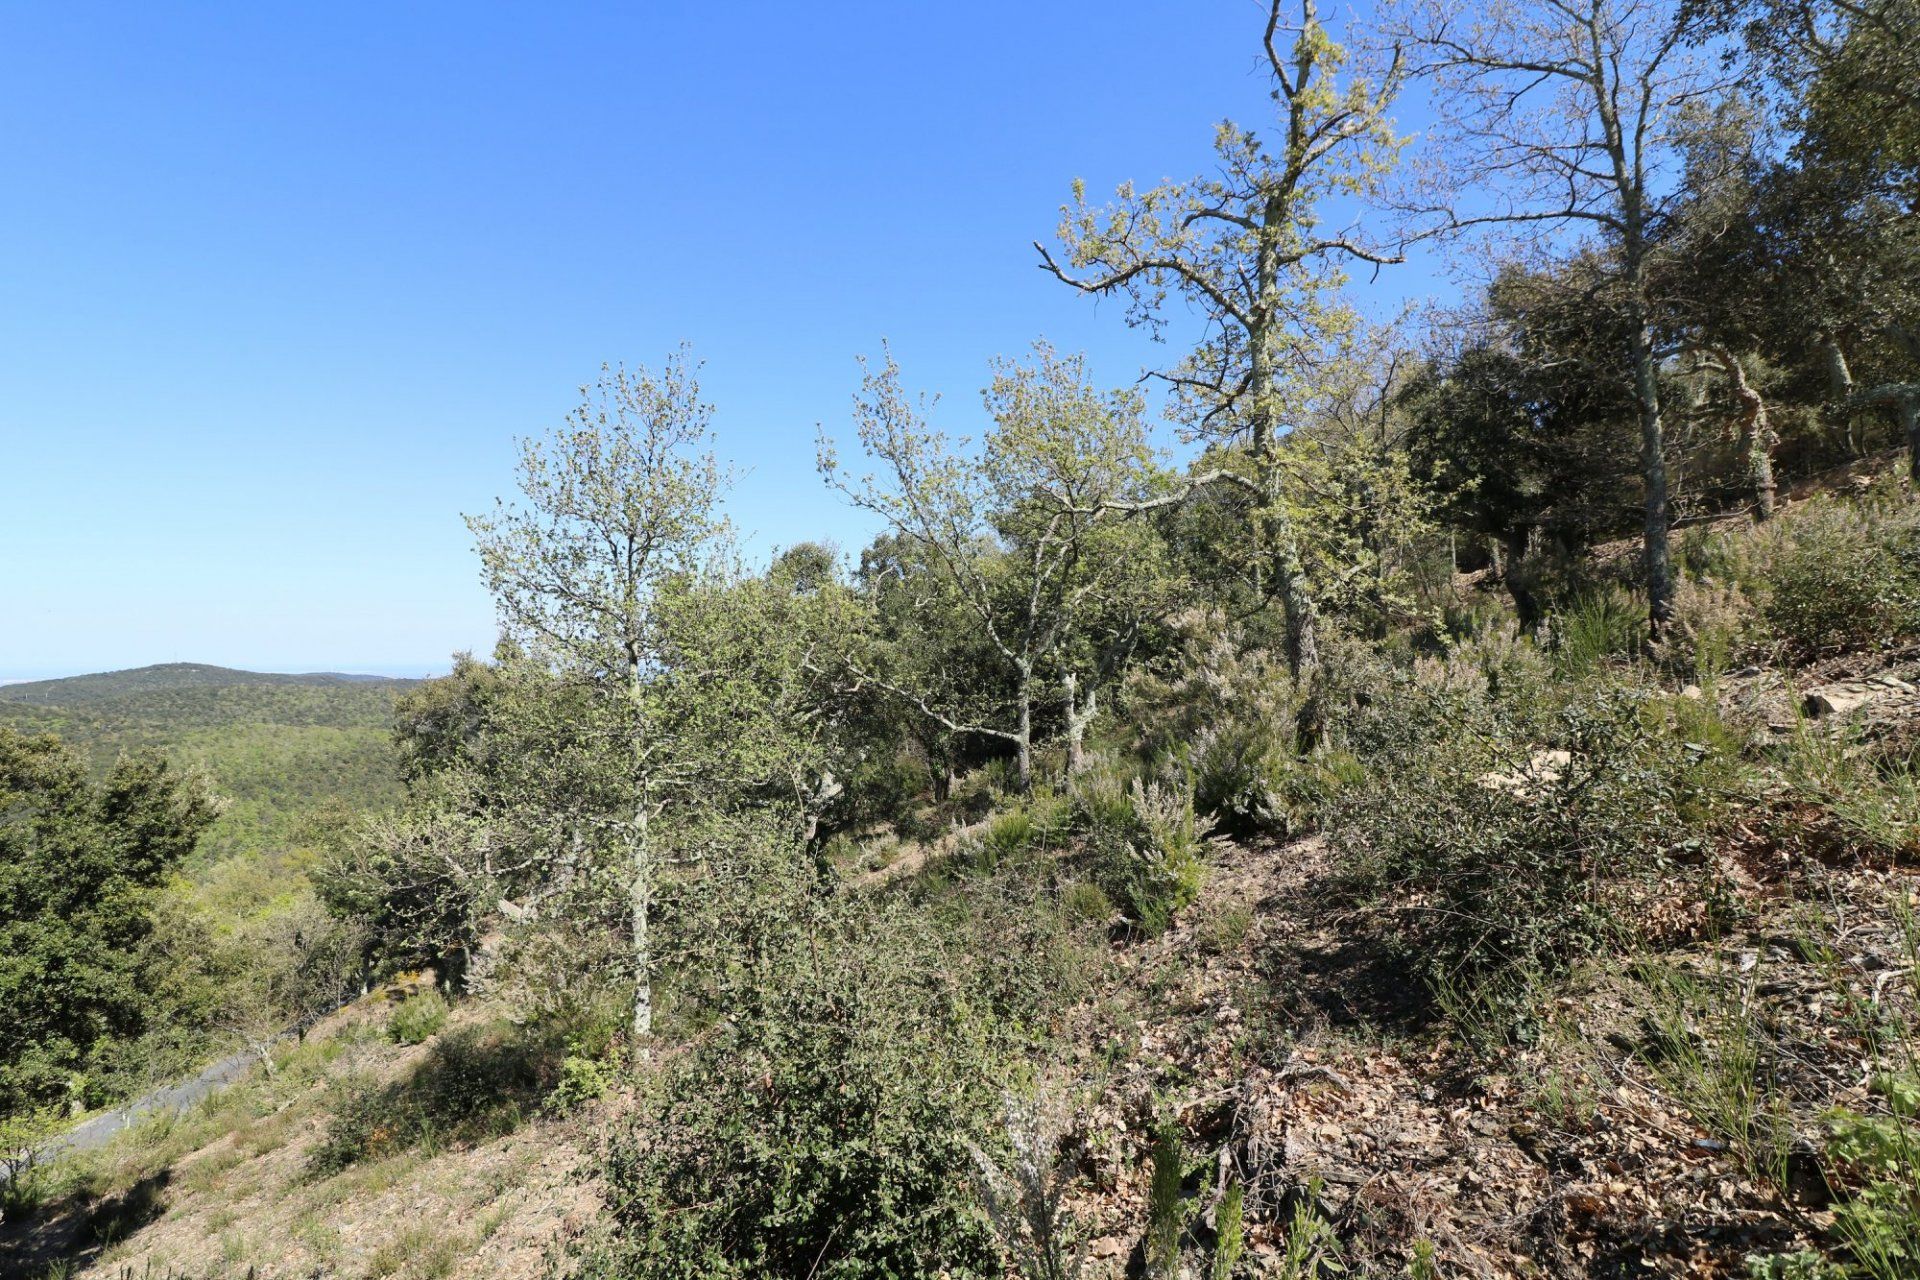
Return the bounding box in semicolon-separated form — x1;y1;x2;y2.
1758;496;1920;658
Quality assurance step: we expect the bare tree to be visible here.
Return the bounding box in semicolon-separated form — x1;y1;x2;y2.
1037;0;1405;675
1383;0;1742;633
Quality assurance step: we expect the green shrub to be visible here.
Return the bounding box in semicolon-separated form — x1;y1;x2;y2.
580;872;1075;1279
386;989;450;1045
1073;771;1209;936
1762;499;1920;657
311;1021;555;1173
1549;586;1644;674
1335;674;1722;1026
977;808;1038;869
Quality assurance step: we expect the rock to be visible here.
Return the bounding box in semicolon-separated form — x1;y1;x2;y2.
1804;683;1875;718
1680;684;1703;700
1090;1236;1127;1259
1478;749;1573;797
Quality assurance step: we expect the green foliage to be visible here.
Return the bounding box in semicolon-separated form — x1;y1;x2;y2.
1334;666;1727;1026
1760;498;1920;657
1637;963;1793;1184
1072;770;1208;937
1549;587;1645;674
310;1021;557;1174
0;730;220;1116
1825;1074;1920;1280
1779;724;1920;858
583;853;1092;1279
1145;1123;1185;1279
385;990;450;1046
1213;1180;1246;1280
1273;1178;1344;1280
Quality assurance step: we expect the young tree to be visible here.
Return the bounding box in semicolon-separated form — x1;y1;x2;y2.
1037;0;1404;675
0;731;219;1117
821;343;1176;791
1384;0;1743;633
464;350;729;1041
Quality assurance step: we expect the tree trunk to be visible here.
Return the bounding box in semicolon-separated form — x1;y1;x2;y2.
1252;194;1319;680
1501;526;1542;630
1631;318;1674;637
1063;673;1097;778
1821;333;1855;400
1713;347;1776;520
1015;674;1033;794
630;800;652;1042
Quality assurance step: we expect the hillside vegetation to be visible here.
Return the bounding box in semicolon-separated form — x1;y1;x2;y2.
4;0;1918;1275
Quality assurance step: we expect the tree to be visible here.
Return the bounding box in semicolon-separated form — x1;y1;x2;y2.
822;342;1176;791
209;891;365;1077
1037;0;1404;675
1385;0;1744;633
0;730;218;1116
1404;262;1644;624
464;350;730;1041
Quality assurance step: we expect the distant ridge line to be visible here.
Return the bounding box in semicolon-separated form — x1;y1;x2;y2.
0;662;420;706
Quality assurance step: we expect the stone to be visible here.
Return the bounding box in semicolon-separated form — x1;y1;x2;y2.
1803;684;1875;718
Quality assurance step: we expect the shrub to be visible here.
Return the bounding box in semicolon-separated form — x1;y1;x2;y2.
1072;770;1209;936
579;873;1074;1280
1761;499;1920;657
386;989;450;1045
311;1021;556;1173
1334;674;1724;1025
1548;586;1644;674
1660;577;1763;680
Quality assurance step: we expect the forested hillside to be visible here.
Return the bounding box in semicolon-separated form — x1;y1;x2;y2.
4;0;1918;1275
0;665;413;863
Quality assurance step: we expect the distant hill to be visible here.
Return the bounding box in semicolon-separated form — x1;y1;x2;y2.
0;662;420;865
0;662;414;706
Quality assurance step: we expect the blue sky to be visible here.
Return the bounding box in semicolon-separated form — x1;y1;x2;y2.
0;1;1447;680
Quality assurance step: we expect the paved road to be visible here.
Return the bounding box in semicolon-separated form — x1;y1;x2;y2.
34;1047;263;1164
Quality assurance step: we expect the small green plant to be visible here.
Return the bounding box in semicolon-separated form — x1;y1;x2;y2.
1212;1179;1245;1280
1146;1123;1185;1279
1826;1073;1920;1280
1407;1238;1440;1280
1550;587;1644;674
1744;1252;1843;1279
1274;1177;1343;1280
387;989;450;1045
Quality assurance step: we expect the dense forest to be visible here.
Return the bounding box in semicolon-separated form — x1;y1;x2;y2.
4;0;1918;1274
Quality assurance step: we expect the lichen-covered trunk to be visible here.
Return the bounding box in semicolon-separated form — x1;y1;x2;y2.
1063;673;1096;778
1715;347;1776;520
1631;318;1674;637
630;800;652;1041
1252;196;1318;679
1015;674;1033;794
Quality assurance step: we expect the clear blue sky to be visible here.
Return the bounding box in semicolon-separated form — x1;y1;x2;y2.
1;0;1445;680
